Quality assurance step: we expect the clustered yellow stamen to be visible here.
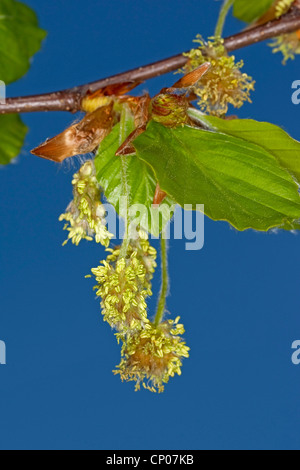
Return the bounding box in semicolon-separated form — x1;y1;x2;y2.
64;157;189;392
59;160;113;247
181;35;255;116
270;31;300;63
91;239;156;333
114;319;190;393
269;1;300;63
91;236;189;392
275;0;295;17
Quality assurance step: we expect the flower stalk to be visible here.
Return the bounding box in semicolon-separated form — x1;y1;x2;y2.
119;104;132;259
215;0;235;38
154;234;169;326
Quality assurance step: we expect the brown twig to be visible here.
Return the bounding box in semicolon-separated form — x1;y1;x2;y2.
1;10;300;115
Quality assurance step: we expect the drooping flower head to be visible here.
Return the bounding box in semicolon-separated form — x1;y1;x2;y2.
91;238;157;334
90;235;189;392
114;318;190;393
180;35;255;116
59;160;113;246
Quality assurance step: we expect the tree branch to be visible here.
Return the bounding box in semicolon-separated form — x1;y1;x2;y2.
1;10;300;115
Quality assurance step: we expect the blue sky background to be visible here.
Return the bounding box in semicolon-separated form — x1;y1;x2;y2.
0;0;299;450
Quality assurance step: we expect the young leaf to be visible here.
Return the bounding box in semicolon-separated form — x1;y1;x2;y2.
188;109;300;186
233;0;274;23
0;0;46;84
0;114;27;165
133;121;300;232
94;117;174;237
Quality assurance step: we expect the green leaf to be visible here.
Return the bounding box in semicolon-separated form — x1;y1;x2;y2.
133;121;300;232
233;0;274;23
0;0;46;84
94;112;174;237
0;114;27;165
188;109;300;186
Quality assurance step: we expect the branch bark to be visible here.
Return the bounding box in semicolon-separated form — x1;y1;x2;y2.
1;10;300;115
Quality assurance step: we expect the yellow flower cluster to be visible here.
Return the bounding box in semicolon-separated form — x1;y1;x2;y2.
181;35;255;116
91;241;156;334
59;161;113;247
270;31;300;64
91;238;189;392
114;318;190;393
269;1;300;63
61;162;190;392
